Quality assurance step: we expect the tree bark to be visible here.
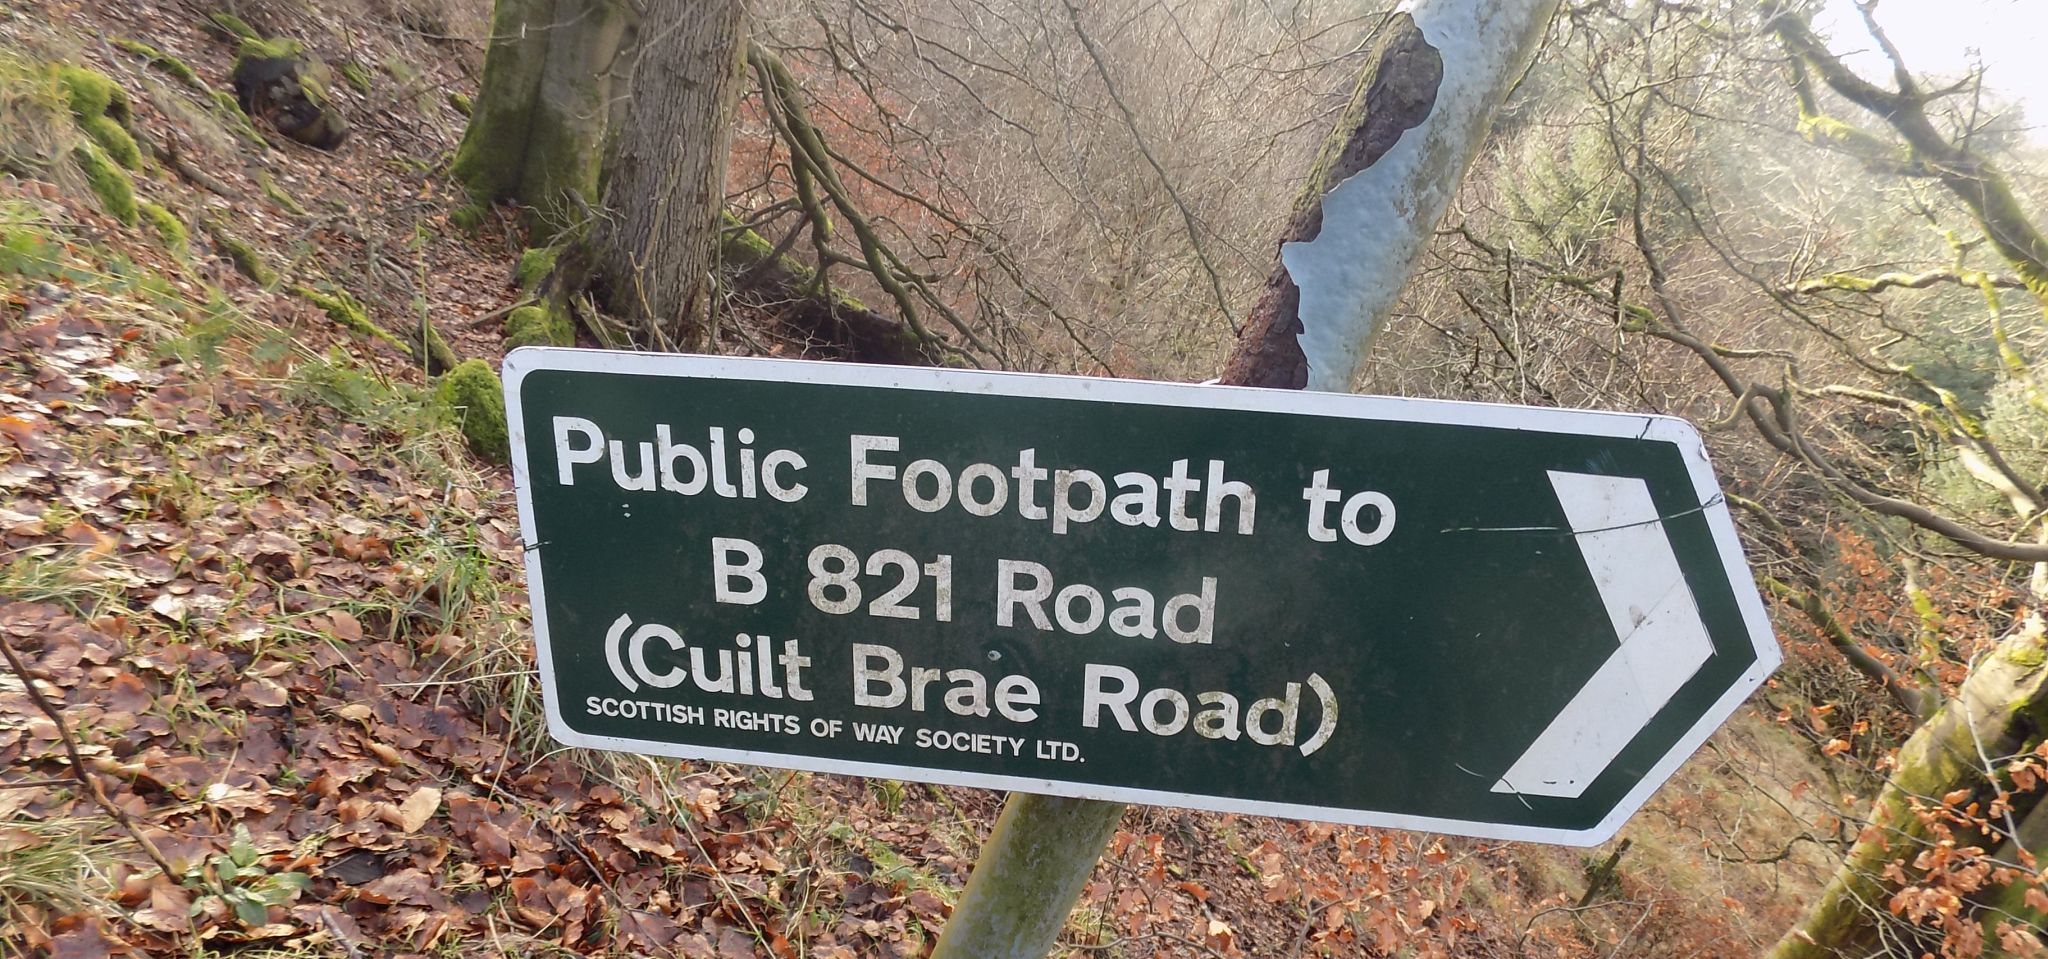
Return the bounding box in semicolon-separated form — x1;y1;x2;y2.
1775;14;2048;306
1767;616;2048;959
593;0;750;347
1221;0;1560;391
451;0;632;238
932;3;1562;957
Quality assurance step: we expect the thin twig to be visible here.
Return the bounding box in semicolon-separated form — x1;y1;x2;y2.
0;631;180;880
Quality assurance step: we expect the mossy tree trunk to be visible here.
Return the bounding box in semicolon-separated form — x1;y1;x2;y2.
451;0;633;238
1766;618;2048;958
592;0;750;347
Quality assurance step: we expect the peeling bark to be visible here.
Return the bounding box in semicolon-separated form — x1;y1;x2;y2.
1223;15;1440;389
1221;0;1561;391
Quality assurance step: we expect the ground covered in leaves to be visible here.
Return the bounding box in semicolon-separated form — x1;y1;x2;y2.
0;1;1847;957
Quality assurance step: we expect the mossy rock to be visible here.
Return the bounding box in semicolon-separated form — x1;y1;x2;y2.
232;39;348;149
78;114;140;169
504;301;573;349
54;65;129;124
114;39;203;89
447;91;471;117
433;360;508;463
72;143;137;226
138;201;187;255
237;36;303;61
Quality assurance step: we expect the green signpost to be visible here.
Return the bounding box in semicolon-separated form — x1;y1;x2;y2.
504;348;1778;846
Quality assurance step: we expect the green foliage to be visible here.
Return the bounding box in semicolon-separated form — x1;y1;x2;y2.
205;221;274;285
186;826;310;928
0;224;67;283
1925;376;2048;517
113;38;203;89
138;200;187;255
156;288;240;370
288;350;411;424
71;142;137;226
1503;121;1621;258
433;359;509;463
77;114;139;169
339;61;373;94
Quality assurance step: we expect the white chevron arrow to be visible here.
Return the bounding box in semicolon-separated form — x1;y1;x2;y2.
1491;471;1716;799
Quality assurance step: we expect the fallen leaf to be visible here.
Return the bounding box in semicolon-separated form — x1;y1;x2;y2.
393;786;443;834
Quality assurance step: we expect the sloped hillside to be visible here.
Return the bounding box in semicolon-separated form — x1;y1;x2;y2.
0;2;1844;957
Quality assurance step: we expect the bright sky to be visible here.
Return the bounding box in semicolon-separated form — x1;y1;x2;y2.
1815;0;2048;135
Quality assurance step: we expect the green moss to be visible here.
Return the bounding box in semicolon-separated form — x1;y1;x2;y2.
206;11;261;42
414;313;457;375
237;37;304;62
138;201;187;255
720;211;776;261
296;285;408;352
207;90;267;145
54;65;127;123
205;221;274;285
78;115;139;169
447;91;472;116
433;360;508;463
515;247;557;290
259;171;307;215
72;143;137;226
114;39;203;89
339;62;373;94
504;301;573;348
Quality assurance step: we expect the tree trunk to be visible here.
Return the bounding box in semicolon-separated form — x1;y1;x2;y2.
931;3;1561;957
451;0;633;238
593;0;750;347
1767;616;2048;959
1222;0;1560;391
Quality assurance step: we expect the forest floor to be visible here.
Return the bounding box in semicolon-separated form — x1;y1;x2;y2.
0;1;1851;957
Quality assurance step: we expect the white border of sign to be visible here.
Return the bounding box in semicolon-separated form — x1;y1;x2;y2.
501;347;1780;847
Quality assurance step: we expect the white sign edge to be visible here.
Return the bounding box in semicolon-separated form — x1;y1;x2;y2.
498;346;1783;848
